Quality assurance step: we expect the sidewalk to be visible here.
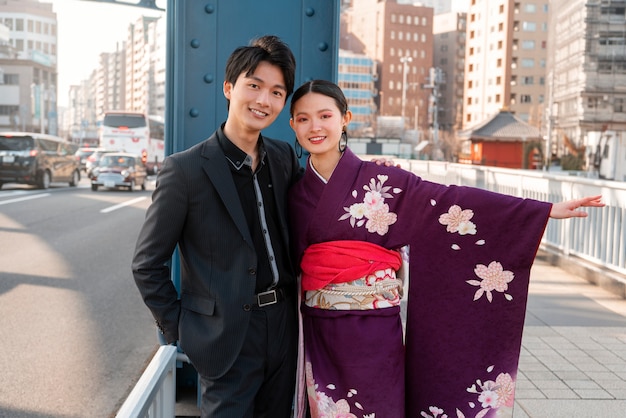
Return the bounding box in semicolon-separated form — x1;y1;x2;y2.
514;257;626;417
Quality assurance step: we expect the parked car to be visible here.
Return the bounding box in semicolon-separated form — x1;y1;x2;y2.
90;152;147;192
74;146;101;173
85;149;118;177
0;132;81;189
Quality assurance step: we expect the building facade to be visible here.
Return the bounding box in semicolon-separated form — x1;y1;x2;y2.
338;49;377;136
433;11;466;133
342;0;434;136
0;0;57;134
547;0;626;172
462;0;549;131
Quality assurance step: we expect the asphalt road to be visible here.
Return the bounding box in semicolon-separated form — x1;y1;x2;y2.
0;177;158;418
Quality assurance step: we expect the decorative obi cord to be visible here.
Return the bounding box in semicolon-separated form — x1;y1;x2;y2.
300;240;404;310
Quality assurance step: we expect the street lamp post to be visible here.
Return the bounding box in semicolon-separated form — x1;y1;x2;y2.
400;56;413;125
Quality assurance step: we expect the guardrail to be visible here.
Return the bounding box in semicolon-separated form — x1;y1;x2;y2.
390;158;626;279
116;345;177;418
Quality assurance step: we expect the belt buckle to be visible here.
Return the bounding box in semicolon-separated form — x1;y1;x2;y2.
257;289;278;307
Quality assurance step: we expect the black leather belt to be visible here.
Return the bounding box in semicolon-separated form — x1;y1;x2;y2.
253;288;287;308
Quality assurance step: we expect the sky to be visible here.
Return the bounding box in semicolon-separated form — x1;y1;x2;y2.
45;0;165;107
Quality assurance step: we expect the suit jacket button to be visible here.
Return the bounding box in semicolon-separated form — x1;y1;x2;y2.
243;304;251;311
248;268;256;275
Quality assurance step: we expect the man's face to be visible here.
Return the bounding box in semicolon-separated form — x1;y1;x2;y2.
223;61;287;134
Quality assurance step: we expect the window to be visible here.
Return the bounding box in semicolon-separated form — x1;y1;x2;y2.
521;58;535;67
16;18;24;31
522;21;537;31
525;4;537;13
521;40;535;49
522;76;534;85
520;95;531;103
615;98;624;113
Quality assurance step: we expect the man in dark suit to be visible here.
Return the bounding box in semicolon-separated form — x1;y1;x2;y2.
132;35;301;417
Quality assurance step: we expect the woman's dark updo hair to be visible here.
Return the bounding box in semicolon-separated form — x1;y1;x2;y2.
290;80;349;117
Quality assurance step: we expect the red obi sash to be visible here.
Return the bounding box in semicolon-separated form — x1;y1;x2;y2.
299;240;402;291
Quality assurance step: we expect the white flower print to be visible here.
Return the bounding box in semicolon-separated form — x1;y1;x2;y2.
339;175;402;236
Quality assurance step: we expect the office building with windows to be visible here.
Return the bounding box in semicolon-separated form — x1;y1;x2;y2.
462;0;548;131
0;0;57;133
338;49;376;136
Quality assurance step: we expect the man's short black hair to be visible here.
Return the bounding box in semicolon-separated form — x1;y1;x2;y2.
224;35;296;102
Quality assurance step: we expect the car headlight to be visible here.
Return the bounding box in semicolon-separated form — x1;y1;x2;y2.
121;169;130;177
92;168;99;177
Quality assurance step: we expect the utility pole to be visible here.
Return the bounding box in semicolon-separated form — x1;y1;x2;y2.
424;67;443;159
400;56;413;126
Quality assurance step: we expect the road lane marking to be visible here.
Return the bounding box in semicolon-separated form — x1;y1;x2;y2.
100;196;148;213
0;193;50;206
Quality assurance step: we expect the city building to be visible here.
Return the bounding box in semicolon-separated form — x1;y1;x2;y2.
0;0;57;134
342;0;434;138
125;15;159;115
462;0;549;132
547;0;626;174
338;49;376;136
62;14;165;143
433;11;466;133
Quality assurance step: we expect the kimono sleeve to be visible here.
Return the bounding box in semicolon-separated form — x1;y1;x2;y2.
399;177;552;417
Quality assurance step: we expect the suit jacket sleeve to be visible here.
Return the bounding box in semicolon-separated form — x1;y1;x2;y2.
131;155;187;343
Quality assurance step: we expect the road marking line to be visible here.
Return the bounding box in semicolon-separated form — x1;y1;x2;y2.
101;196;148;213
0;193;50;206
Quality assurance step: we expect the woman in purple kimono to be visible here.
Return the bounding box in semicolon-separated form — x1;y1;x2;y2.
287;80;603;418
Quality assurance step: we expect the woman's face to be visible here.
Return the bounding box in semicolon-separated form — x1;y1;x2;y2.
290;92;351;158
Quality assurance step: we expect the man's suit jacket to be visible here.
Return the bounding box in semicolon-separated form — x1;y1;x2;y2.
132;130;302;379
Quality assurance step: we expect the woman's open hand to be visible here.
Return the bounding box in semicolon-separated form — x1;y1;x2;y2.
550;195;605;219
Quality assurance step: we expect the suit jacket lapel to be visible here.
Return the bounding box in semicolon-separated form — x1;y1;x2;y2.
200;136;253;244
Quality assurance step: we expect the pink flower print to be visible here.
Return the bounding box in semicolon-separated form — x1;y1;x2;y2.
439;205;476;235
333;399;358;418
364;190;385;211
494;373;515;407
467;261;514;302
365;204;398;235
339;176;401;236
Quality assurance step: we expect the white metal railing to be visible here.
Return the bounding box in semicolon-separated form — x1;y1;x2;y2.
391;158;626;277
116;345;177;418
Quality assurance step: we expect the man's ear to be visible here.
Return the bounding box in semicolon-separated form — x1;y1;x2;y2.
223;81;232;99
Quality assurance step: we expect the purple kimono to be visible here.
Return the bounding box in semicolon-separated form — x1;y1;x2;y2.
288;149;551;418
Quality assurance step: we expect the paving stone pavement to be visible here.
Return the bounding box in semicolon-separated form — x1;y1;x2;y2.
513;257;626;417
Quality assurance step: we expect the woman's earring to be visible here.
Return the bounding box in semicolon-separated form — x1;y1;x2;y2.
294;139;303;158
338;130;348;153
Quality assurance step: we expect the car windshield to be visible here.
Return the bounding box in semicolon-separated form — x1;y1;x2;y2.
0;136;34;151
101;155;132;166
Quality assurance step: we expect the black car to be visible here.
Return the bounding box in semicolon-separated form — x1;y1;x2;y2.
90;152;147;192
0;132;81;189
